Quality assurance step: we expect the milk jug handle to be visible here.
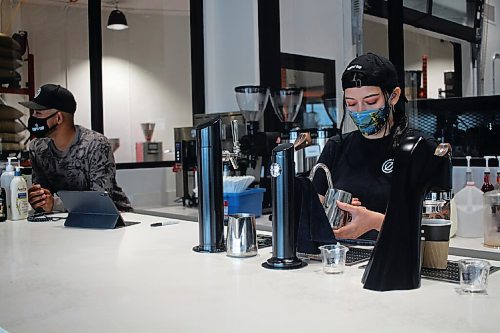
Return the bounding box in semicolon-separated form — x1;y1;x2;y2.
308;163;334;190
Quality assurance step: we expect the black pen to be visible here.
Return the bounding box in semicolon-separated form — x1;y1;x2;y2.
150;221;179;227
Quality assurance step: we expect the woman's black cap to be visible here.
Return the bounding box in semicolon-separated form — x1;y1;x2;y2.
341;53;400;92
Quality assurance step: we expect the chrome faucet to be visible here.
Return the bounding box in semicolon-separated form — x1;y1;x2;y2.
222;119;240;170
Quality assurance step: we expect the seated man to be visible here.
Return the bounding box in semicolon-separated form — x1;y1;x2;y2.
19;84;132;212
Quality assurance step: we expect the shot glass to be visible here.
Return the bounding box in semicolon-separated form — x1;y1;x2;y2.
458;259;490;293
318;243;349;274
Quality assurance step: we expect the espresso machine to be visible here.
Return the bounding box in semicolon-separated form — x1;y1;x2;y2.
135;123;163;162
294;94;338;173
173;127;197;207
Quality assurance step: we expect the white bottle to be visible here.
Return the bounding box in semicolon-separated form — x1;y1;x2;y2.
1;157;17;219
454;156;484;237
10;167;28;220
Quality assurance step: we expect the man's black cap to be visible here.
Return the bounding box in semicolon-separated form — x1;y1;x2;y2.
341;53;400;92
19;84;77;114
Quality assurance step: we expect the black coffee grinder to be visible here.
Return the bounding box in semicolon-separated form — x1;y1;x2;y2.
362;138;452;291
235;85;280;209
270;88;308;174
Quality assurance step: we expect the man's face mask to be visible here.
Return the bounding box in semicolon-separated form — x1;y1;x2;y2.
28;112;59;138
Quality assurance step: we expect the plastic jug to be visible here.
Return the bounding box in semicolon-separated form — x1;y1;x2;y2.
455;184;484;237
455;156;484;238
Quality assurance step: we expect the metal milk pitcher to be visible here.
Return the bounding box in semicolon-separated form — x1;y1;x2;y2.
226;213;258;257
309;163;352;229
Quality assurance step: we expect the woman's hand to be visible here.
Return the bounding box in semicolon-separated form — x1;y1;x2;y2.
333;200;384;239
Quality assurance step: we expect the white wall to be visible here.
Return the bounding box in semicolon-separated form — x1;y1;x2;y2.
14;3;192;163
204;0;260;114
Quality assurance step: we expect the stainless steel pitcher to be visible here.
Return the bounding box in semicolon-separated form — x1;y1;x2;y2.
226;213;258;257
309;163;352;229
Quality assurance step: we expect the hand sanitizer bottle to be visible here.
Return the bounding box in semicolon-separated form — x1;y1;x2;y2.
1;157;17;219
454;156;484;237
10;166;28;220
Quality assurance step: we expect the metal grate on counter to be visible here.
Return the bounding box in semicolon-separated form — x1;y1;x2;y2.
297;247;373;266
257;234;372;266
421;261;500;284
257;234;273;249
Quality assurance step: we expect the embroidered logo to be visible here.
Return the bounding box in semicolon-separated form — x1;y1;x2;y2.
347;64;362;71
381;159;394;174
34;87;41;98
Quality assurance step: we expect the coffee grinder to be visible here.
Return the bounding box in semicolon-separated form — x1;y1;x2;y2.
311;94;338;154
270;88;307;173
135;122;163;162
234;85;281;208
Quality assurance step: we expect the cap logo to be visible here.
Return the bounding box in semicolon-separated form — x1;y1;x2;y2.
347;64;362;71
34;88;41;98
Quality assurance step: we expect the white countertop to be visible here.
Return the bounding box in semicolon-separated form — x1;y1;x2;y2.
136;204;273;231
139;204;500;259
0;213;499;333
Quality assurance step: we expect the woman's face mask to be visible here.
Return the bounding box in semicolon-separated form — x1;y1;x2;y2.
28;112;59;138
348;105;390;136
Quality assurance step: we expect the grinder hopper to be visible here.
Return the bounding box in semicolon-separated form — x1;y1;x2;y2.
234;86;270;135
270;88;303;132
141;123;155;142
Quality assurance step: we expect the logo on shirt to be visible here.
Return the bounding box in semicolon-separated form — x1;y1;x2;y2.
381;159;394;174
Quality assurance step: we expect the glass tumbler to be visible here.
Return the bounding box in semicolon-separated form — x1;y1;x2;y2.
458;259;490;293
318;243;349;274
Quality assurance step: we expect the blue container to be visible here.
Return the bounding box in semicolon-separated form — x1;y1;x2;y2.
223;188;266;217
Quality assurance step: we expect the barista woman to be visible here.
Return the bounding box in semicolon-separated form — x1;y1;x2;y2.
312;53;435;240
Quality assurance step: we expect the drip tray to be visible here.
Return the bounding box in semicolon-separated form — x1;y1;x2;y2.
257;234;500;281
257;234;372;266
298;247;372;266
421;261;500;284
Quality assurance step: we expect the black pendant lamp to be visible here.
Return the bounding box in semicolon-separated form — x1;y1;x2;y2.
107;2;128;31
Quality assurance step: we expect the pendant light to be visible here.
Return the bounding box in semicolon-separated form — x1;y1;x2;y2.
107;1;128;31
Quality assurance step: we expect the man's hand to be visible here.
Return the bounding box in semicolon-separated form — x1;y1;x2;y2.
28;184;54;212
333;200;384;239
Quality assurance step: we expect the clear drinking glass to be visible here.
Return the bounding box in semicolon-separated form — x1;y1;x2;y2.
458;259;490;293
318;243;349;274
